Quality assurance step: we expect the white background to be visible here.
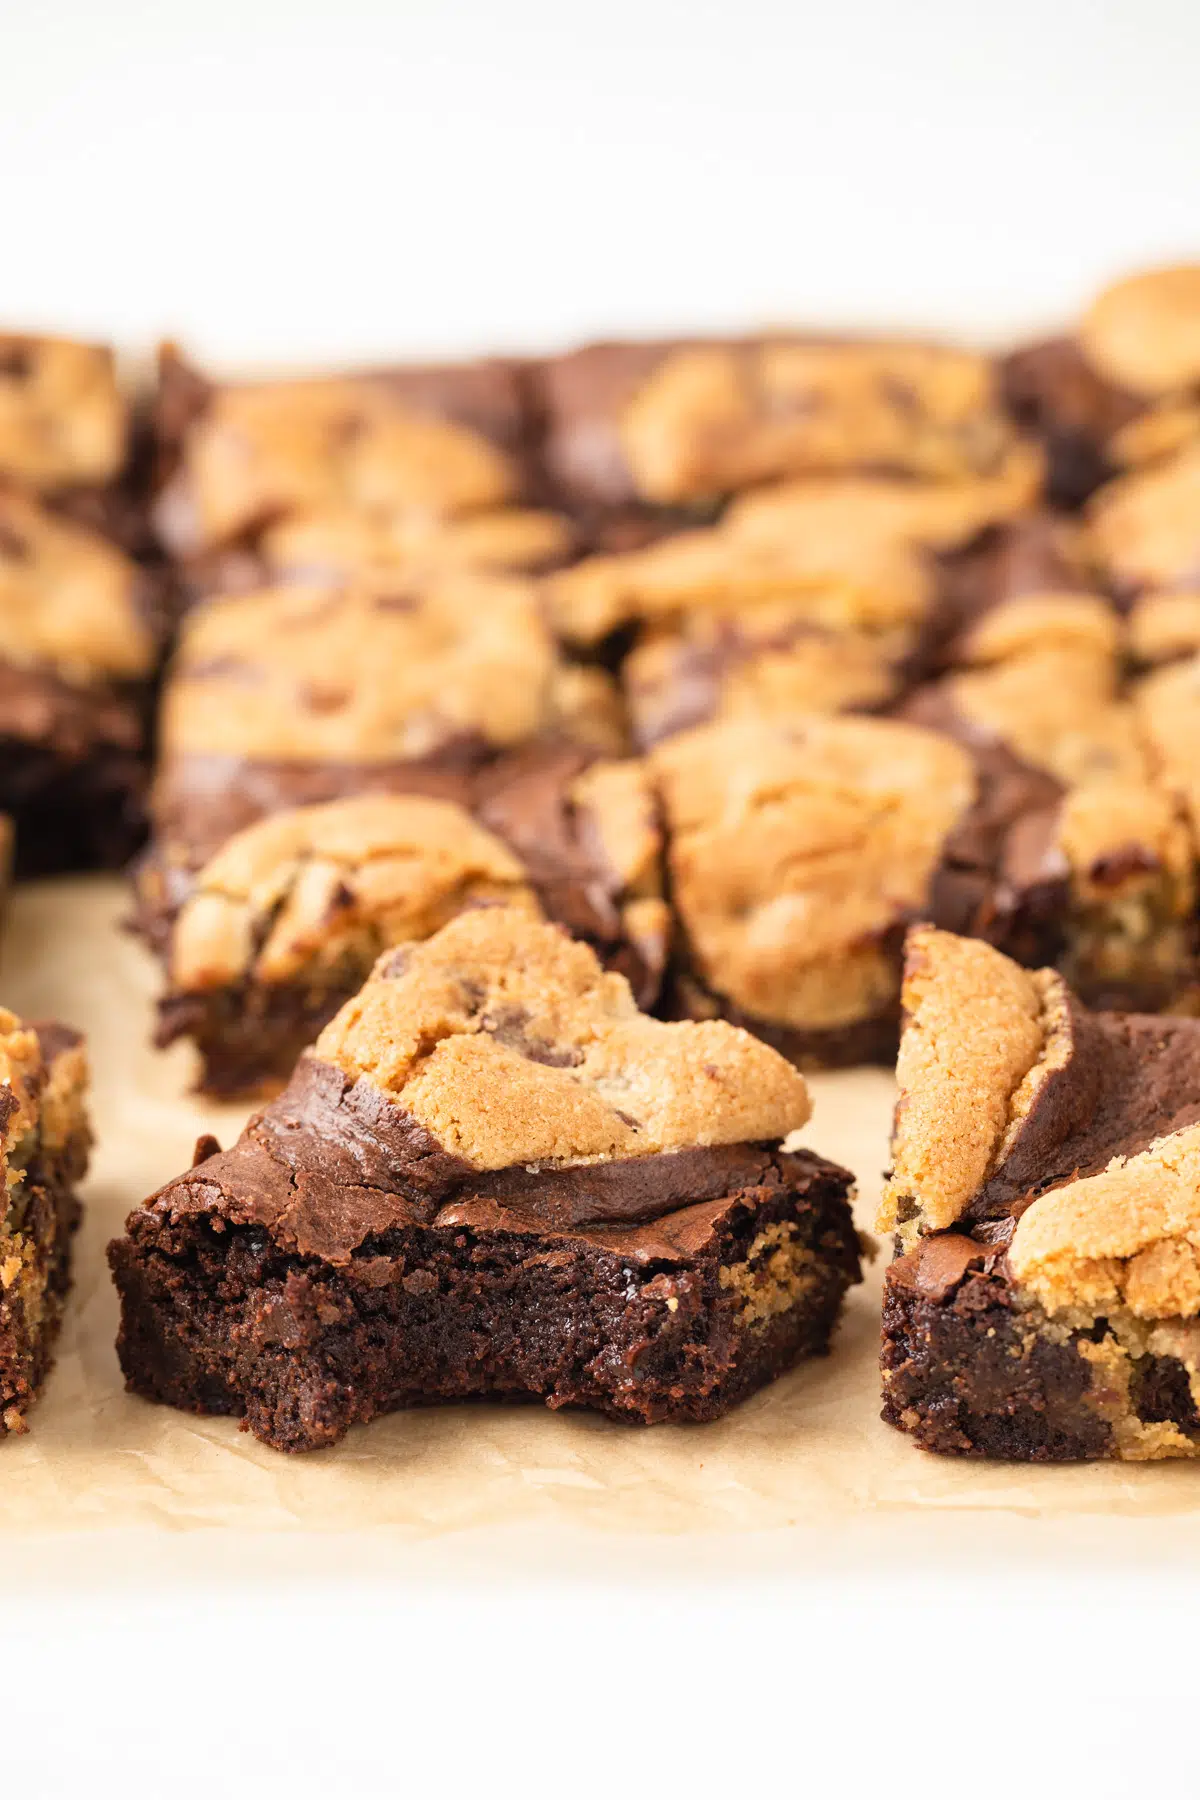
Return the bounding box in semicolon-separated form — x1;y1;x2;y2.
5;4;1200;1794
5;0;1200;363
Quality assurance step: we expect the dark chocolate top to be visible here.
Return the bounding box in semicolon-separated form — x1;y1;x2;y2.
972;1002;1200;1225
141;1054;848;1264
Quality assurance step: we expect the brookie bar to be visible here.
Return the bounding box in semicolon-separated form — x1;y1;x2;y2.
137;782;668;1096
1003;264;1200;507
880;926;1200;1461
0;486;164;873
109;908;862;1451
0;1012;90;1434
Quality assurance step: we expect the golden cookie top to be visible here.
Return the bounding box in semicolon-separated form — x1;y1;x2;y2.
0;334;125;492
543;514;933;648
1089;440;1200;596
313;907;812;1169
169;794;538;992
259;503;573;583
1080;265;1200;397
0;490;154;684
650;715;975;1032
1009;1125;1200;1321
616;339;1019;504
160;577;560;762
880;928;1072;1242
881;927;1200;1317
623;609;899;747
722;451;1044;551
0;1010;89;1195
156;372;521;556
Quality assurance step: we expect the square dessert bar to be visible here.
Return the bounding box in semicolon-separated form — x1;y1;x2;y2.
541;459;1044;740
137;783;668;1097
648;647;1200;1071
148;574;629;864
901;628;1196;1014
109;909;862;1452
138;575;665;1059
151;345;573;595
1091;440;1200;646
649;714;981;1067
0;331;129;521
879;926;1200;1461
0;486;164;873
0;1013;90;1434
1003;264;1200;507
533;334;1026;516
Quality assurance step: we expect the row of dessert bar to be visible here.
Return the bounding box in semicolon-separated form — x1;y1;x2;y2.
5;264;1200;1098
7;905;1200;1463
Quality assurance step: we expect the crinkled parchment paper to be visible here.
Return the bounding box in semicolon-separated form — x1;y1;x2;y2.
2;878;1198;1544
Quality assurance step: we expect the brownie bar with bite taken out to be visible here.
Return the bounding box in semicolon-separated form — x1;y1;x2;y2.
109;908;861;1451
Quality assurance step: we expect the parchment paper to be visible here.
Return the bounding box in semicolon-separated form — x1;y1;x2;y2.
4;877;1199;1542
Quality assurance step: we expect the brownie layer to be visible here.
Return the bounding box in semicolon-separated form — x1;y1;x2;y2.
881;1239;1200;1460
130;1053;834;1254
152;981;362;1101
882;1246;1116;1459
148;743;487;869
1000;336;1140;509
0;657;149;874
0;1023;89;1434
0;1169;81;1433
110;1145;859;1452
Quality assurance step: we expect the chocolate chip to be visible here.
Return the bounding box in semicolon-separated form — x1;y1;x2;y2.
0;343;32;381
0;520;29;561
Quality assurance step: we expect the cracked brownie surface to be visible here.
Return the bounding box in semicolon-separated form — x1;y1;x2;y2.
880;926;1200;1460
109;908;861;1451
